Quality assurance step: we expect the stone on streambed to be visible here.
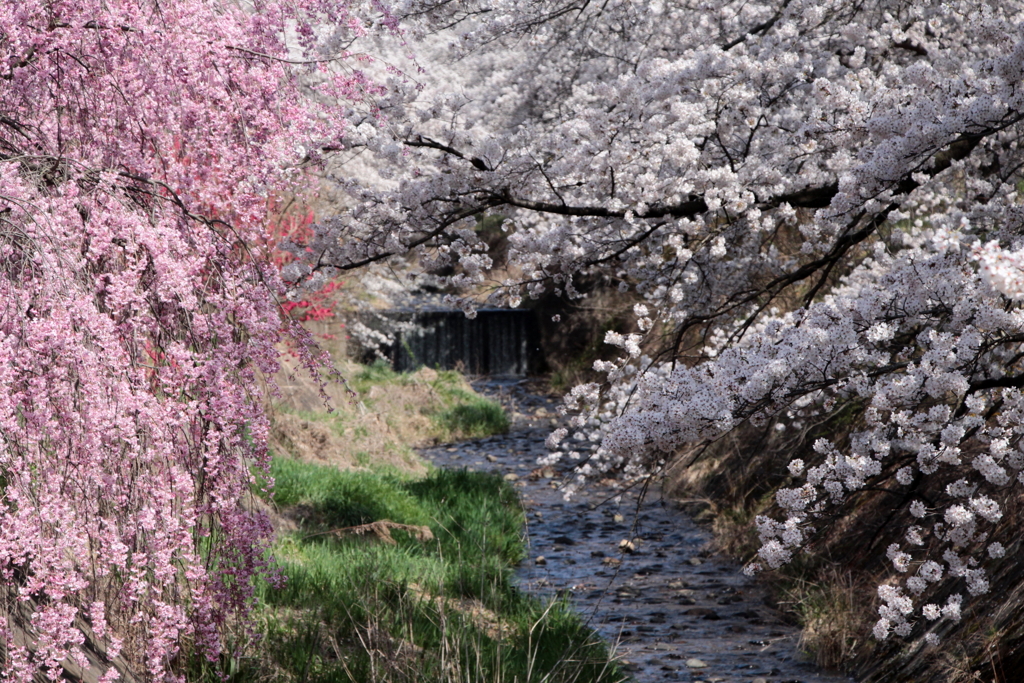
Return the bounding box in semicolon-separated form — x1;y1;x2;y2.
529;465;556;479
684;608;720;619
686;658;708;668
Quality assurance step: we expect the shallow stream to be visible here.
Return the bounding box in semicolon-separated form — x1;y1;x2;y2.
418;381;854;683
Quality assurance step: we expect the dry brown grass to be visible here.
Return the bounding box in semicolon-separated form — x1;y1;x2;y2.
315;520;436;546
780;569;874;670
405;582;518;642
269;357;498;476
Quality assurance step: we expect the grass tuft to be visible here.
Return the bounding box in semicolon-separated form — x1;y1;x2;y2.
431;397;509;439
269;458;428;529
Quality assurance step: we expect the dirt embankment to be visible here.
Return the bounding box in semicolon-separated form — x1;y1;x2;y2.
664;418;1024;683
268;352;510;475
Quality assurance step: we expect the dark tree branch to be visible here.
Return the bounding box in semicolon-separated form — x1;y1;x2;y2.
405;135;491;171
722;0;793;51
893;39;928;57
968;374;1024;394
496;189;709;219
322;113;1016;285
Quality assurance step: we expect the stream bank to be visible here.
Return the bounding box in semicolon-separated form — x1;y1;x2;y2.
419;381;855;683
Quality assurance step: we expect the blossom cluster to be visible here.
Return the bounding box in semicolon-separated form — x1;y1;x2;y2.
0;0;399;680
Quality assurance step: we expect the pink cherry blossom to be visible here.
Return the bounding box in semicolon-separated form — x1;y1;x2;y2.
0;0;398;679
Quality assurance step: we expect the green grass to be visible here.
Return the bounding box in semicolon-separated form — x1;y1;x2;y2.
351;360;401;392
430;389;509;439
199;459;622;683
356;361;510;440
269;458;429;529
